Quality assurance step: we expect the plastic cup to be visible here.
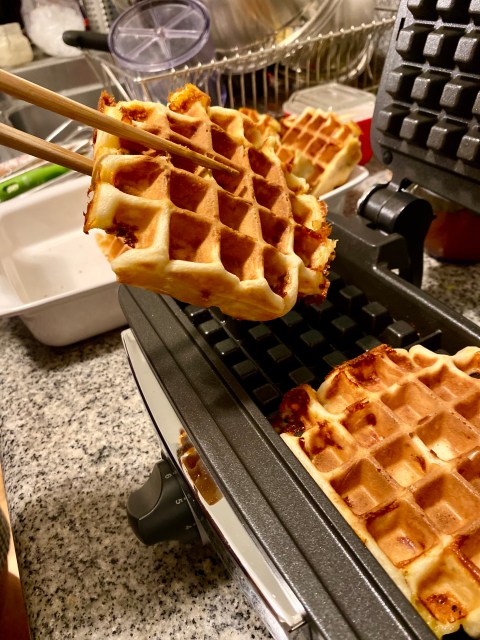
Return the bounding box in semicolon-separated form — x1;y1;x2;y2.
108;0;216;103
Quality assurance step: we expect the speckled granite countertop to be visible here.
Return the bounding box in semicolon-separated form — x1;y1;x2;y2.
0;317;273;640
1;174;479;640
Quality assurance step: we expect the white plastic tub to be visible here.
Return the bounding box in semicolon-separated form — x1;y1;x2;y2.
0;175;125;346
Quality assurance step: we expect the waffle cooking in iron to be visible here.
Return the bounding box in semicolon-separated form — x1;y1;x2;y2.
275;344;480;639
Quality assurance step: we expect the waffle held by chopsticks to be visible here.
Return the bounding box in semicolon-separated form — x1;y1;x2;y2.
241;106;362;197
274;344;480;638
84;85;336;321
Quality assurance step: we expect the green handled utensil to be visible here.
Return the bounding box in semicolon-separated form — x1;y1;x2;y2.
0;164;70;202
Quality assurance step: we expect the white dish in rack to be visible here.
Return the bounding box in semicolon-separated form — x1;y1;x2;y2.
0;175;125;346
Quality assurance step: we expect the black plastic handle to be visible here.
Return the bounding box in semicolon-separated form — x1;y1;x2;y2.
62;30;110;52
127;459;198;545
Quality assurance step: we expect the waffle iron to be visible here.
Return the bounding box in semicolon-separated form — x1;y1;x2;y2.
119;1;480;638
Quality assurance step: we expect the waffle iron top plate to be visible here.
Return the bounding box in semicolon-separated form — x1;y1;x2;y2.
371;0;480;214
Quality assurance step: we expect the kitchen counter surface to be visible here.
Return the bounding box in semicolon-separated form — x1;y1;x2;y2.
0;316;274;640
1;186;479;639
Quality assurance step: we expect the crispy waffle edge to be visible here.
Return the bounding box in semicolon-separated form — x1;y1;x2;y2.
274;344;480;639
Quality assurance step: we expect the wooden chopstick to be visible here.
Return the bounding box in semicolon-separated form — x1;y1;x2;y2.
0;122;93;176
0;69;239;176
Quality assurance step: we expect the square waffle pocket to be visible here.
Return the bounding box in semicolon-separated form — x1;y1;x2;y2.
274;343;480;639
84;86;336;321
277;108;362;197
240;106;363;198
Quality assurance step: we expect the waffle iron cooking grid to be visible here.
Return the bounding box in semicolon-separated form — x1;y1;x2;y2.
119;203;480;639
119;1;480;637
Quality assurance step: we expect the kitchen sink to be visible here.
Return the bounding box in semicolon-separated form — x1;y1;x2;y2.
1;55;122;145
5;83;104;139
6;55;99;93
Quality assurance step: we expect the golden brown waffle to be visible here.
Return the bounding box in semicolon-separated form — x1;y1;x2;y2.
94;232;130;262
278;108;362;197
274;344;480;638
84;85;336;321
238;108;282;140
178;431;222;506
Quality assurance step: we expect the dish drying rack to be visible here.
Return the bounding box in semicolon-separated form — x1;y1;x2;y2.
83;14;395;114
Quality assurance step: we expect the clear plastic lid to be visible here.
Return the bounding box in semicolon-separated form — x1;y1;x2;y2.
283;83;376;117
108;0;212;73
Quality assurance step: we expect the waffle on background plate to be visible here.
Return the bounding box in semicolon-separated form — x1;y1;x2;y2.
274;344;480;639
85;85;336;321
240;106;362;197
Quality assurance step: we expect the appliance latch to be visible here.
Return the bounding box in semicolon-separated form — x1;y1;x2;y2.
357;179;434;287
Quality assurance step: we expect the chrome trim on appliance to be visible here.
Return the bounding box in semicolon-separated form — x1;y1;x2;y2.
122;328;308;639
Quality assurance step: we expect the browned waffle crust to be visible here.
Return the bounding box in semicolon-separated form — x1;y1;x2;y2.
238;107;282;140
274;344;480;638
84;85;336;321
178;431;222;506
239;106;362;197
278;108;362;197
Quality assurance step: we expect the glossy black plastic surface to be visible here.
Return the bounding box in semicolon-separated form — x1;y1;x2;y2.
371;0;480;212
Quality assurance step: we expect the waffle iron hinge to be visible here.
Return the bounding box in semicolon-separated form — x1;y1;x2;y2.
357;179;434;287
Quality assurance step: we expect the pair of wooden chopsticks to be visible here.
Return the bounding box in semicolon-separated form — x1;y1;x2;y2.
0;69;238;177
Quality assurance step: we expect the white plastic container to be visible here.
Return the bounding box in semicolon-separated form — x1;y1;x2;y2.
0;23;33;68
0;176;125;346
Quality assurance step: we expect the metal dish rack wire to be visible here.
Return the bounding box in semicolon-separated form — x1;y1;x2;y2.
84;14;395;115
